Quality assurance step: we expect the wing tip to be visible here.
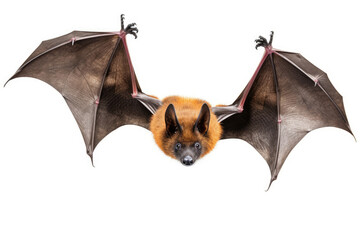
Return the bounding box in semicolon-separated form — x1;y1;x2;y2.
265;174;278;192
346;125;356;141
349;130;357;142
340;123;356;142
3;79;11;87
87;150;95;168
4;69;23;87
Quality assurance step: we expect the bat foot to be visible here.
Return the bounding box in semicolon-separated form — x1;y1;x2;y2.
255;31;274;50
120;14;139;39
125;23;139;39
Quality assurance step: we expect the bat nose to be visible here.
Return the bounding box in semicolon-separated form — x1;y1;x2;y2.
181;155;194;166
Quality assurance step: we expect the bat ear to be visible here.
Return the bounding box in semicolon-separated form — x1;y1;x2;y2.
194;103;210;135
165;104;182;137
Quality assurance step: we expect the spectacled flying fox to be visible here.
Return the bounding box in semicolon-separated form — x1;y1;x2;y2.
6;15;353;188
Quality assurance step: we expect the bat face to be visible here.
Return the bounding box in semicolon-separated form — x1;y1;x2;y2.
172;140;203;166
149;96;223;165
165;103;207;166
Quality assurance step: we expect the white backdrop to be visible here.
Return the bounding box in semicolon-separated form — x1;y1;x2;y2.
0;0;359;239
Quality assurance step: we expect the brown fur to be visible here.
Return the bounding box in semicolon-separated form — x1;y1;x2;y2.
150;96;223;159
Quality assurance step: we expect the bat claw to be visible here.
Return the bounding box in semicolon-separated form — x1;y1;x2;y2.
131;28;139;33
126;23;137;28
120;15;139;38
125;23;139;39
130;32;138;39
259;36;267;42
121;14;125;31
269;31;274;45
254;31;274;50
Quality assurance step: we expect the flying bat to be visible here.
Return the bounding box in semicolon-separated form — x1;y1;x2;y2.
6;15;353;188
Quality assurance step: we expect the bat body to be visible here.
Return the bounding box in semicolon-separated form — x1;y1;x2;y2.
6;16;353;188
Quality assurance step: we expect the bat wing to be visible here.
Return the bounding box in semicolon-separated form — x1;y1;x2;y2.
212;32;353;187
6;17;162;162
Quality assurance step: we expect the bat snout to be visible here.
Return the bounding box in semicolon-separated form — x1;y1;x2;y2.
181;155;194;166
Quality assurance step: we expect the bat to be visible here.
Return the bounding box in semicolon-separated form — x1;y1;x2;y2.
6;15;353;189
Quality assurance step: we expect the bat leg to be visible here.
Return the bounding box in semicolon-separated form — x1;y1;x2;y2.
255;31;274;49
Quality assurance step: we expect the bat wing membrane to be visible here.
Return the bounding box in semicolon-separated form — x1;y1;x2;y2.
214;44;353;185
8;30;161;159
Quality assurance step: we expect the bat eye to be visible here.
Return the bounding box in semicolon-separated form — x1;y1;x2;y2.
194;142;201;150
175;143;182;151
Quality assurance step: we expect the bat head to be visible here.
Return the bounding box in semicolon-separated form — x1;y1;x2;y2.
165;103;210;166
150;97;222;166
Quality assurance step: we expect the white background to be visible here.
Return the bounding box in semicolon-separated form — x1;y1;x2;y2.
0;0;359;239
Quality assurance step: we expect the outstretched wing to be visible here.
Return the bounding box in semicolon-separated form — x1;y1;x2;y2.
7;22;162;161
212;33;353;186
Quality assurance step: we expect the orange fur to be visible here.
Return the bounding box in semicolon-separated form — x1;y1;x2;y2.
150;96;222;159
